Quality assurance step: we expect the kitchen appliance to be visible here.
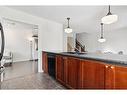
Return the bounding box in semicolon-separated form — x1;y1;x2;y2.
0;22;5;82
47;53;56;78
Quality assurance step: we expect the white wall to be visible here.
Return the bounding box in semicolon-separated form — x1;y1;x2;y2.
3;19;35;62
76;30;127;55
39;20;63;51
0;7;64;72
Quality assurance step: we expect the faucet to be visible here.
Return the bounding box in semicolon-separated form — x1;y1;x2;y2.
74;47;80;53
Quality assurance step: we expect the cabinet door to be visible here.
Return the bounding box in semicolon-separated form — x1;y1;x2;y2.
42;52;48;73
105;65;127;89
114;65;127;89
66;57;80;89
105;65;115;89
79;60;105;89
56;55;64;83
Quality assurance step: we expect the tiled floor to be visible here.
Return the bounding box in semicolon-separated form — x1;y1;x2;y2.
1;73;65;89
0;61;65;89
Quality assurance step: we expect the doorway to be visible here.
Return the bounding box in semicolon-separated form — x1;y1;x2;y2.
1;18;38;81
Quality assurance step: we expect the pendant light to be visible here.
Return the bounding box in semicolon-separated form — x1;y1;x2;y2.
98;23;106;43
101;5;118;24
64;17;72;33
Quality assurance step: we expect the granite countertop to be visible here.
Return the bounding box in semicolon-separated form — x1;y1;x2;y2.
43;51;127;66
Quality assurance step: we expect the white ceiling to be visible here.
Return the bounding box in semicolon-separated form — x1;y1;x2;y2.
3;18;38;35
8;6;127;34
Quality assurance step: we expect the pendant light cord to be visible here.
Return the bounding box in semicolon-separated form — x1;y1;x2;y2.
101;23;104;38
109;5;110;13
67;18;70;28
107;5;112;15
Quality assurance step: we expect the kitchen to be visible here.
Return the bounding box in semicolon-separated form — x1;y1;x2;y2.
2;0;127;95
42;5;127;89
0;5;127;90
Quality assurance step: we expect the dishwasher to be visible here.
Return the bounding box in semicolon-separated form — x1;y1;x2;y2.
47;53;56;78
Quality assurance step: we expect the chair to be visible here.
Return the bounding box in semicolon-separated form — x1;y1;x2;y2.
2;50;13;66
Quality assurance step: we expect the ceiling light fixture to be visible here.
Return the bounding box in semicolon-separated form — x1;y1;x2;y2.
101;5;118;24
98;23;106;43
64;17;72;33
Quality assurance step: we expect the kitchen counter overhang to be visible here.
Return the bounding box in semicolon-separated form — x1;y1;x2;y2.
43;51;127;67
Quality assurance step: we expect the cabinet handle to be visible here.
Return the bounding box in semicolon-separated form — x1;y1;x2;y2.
105;65;108;68
111;66;114;69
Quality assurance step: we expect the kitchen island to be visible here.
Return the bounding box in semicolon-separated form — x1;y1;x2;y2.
42;51;127;89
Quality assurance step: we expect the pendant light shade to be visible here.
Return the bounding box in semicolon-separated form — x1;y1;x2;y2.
101;5;118;24
98;23;106;43
98;37;106;43
64;18;73;33
64;28;72;33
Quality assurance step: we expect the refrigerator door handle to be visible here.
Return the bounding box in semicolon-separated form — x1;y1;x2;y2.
0;22;5;61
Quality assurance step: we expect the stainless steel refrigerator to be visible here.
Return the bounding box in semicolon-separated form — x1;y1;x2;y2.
0;22;5;82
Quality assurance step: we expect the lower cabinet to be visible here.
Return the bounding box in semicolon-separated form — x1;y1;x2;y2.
42;52;48;73
56;55;64;84
56;55;106;89
56;55;67;85
79;60;105;89
56;56;80;89
105;65;127;89
66;57;80;89
55;55;127;89
56;55;105;89
114;66;127;89
105;64;115;89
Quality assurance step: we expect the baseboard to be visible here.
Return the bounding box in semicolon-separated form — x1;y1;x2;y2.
13;59;38;63
29;59;38;61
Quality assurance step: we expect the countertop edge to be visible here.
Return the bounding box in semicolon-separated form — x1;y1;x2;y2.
42;51;127;67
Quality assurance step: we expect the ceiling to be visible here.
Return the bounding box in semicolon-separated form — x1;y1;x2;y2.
3;18;38;35
8;6;127;34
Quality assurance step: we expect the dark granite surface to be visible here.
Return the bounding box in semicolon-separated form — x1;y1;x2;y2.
43;51;127;67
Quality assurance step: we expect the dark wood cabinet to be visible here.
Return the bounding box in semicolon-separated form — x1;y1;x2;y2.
66;57;80;89
79;60;105;89
105;64;115;89
42;52;48;73
56;56;80;89
43;52;127;89
105;65;127;89
114;66;127;89
56;55;106;89
105;64;127;89
56;55;68;85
